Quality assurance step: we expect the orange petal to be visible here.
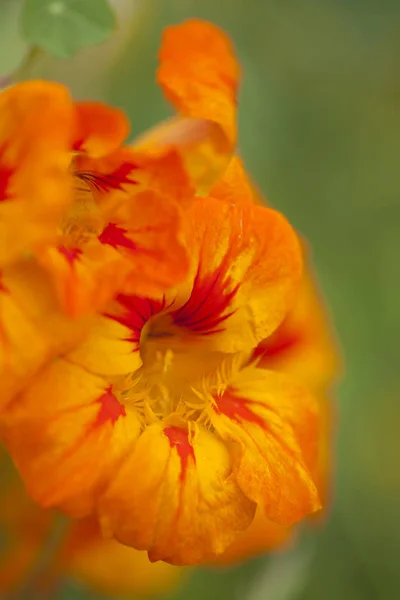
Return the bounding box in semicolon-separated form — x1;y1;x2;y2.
168;197;302;353
73;102;130;158
158;20;239;150
1;360;140;517
99;423;255;565
0;81;74;266
210;365;321;525
255;258;341;393
0;260;89;409
99;189;190;297
37;241;132;317
131;116;228;197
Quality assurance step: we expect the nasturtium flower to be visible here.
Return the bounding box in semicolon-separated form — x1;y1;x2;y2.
0;19;326;567
1;171;320;565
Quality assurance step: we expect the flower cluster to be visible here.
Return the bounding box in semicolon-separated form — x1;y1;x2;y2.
0;20;330;566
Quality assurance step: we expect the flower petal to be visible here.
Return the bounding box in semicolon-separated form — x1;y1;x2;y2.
0;260;89;409
73;102;130;158
1;360;140;517
99;423;255;565
0;81;74;266
158;19;239;151
169;197;302;353
210;365;321;525
255;260;341;392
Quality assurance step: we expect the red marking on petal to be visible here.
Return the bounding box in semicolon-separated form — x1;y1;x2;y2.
77;162;137;194
106;295;166;345
0;145;15;201
58;245;82;265
172;267;239;335
0;273;7;293
98;223;136;251
253;323;302;363
215;390;265;428
95;387;126;426
73;138;84;152
164;426;195;480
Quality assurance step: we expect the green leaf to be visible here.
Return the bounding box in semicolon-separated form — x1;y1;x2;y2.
21;0;116;59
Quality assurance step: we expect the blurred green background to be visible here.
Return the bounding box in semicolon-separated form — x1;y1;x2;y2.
2;0;400;598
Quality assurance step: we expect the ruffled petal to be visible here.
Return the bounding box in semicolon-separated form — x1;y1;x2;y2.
73;102;130;158
0;360;140;517
0;81;74;266
169;197;302;353
158;19;239;150
99;423;255;565
210;364;321;525
130;20;240;196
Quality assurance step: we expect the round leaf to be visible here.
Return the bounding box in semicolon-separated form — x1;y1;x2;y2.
21;0;116;58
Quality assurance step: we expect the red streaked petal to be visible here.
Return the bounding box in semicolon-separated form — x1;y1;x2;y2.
211;365;321;526
99;423;255;565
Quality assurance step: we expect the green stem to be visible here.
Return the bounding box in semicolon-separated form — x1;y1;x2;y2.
0;46;42;89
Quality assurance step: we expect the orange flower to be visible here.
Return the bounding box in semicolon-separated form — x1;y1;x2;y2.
0;20;325;568
1;182;320;565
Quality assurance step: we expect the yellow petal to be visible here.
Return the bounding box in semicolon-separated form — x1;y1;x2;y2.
0;260;89;409
210;365;321;525
99;422;255;565
1;360;140;517
168;197;302;353
0;81;74;266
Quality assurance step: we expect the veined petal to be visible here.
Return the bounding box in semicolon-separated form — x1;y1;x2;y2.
169;197;302;353
73;102;130;158
0;360;140;517
210;365;321;525
0;260;89;409
99;423;255;566
65;312;143;377
0;81;74;266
